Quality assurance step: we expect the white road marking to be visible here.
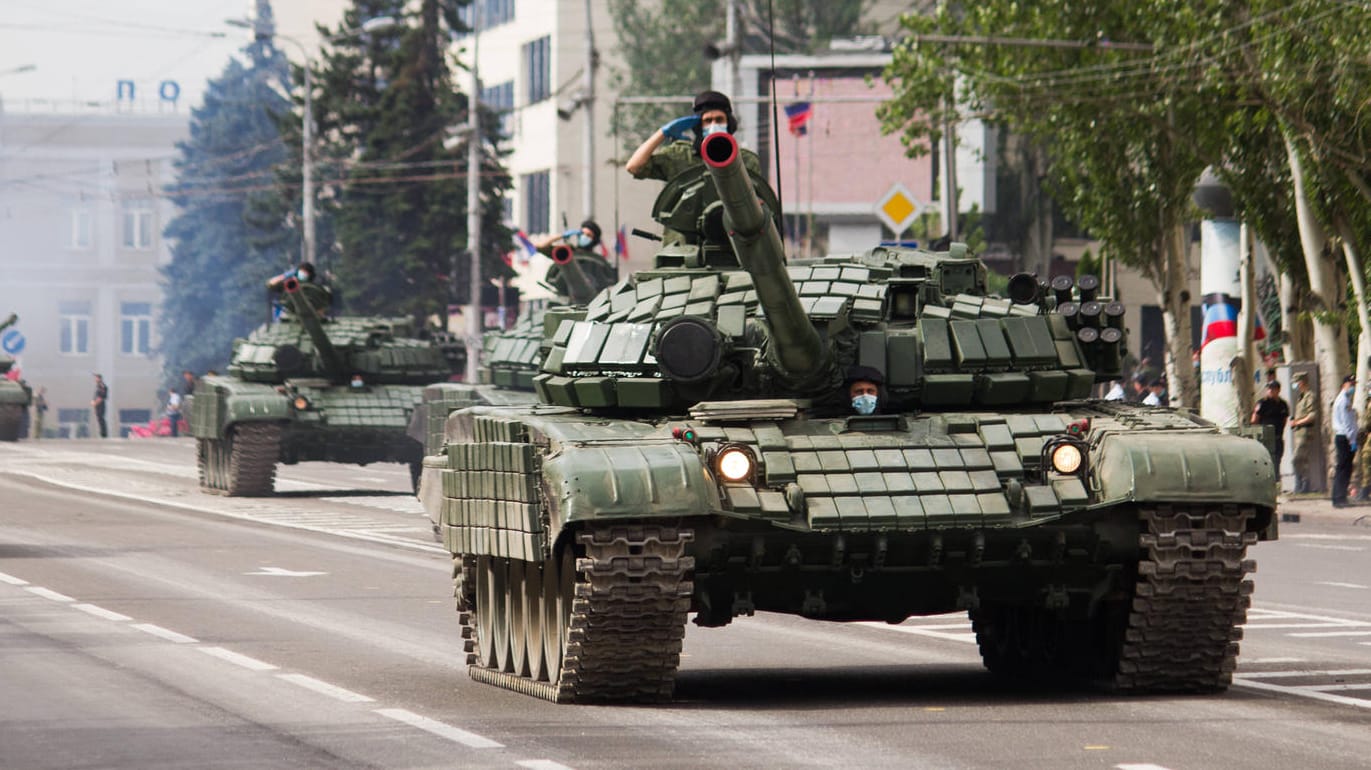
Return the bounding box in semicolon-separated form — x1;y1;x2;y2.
24;586;74;602
1232;676;1371;710
277;673;374;703
1231;669;1371;679
1246;658;1307;664
0;571;29;585
199;646;278;671
1282;534;1371;542
374;708;504;749
855;621;976;643
133;623;198;644
1290;683;1371;693
1243;623;1371;629
244;567;328;577
517;761;576;770
1117;764;1174;770
1293;544;1364;552
72;603;131;622
1287;631;1371;638
1315;582;1368;590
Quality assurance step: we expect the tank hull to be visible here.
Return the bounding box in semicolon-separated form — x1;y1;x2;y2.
192;375;427;495
423;400;1274;701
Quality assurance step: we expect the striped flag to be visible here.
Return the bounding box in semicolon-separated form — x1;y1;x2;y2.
614;226;629;261
784;101;813;136
513;230;538;264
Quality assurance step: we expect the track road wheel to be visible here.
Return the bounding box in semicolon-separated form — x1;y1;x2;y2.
508;560;530;677
524;561;546;682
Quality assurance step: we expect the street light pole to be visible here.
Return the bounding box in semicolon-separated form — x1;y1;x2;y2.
464;8;483;383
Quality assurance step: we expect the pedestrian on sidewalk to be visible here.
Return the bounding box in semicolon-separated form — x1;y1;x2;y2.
1331;374;1357;507
1289;372;1319;493
1251;380;1290;471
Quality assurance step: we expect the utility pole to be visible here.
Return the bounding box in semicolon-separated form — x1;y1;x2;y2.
942;99;959;239
582;0;597;219
464;7;483;383
725;0;741;98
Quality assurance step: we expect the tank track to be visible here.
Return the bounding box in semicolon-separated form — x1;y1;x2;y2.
197;423;281;496
0;403;23;441
465;525;694;703
1115;503;1256;693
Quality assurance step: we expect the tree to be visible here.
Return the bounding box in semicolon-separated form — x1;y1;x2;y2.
880;2;1242;409
302;0;512;326
160;2;295;381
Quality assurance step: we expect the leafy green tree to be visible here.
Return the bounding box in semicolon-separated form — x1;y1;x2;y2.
160;4;294;381
880;2;1242;409
301;0;512;325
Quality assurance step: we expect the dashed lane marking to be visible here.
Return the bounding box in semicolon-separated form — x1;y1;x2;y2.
278;673;374;703
133;623;198;644
199;646;278;671
1315;582;1368;590
374;708;503;749
73;603;132;622
24;586;74;602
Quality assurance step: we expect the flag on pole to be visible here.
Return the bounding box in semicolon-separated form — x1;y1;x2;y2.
614;226;630;261
513;230;538;264
784;101;813;136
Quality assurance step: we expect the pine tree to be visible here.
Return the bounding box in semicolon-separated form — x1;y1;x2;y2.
305;0;512;325
160;1;294;381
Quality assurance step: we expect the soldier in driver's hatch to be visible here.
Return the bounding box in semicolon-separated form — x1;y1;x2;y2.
624;90;763;181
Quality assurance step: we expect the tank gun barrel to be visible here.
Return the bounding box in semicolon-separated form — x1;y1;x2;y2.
282;278;347;383
550;244;598;305
701;132;832;386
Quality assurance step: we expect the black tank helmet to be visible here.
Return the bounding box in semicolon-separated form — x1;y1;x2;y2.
580;219;602;248
692;90;738;134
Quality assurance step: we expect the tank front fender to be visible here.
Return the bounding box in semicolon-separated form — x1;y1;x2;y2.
1093;430;1277;510
541;441;719;531
190;380;290;440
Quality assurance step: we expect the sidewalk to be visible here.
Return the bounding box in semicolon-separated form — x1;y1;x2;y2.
1276;493;1371;525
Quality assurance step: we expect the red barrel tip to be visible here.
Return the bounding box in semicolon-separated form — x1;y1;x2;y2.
701;132;738;168
551;244;573;264
283;276;301;293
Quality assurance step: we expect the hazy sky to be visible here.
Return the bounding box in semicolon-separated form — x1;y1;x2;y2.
0;0;349;112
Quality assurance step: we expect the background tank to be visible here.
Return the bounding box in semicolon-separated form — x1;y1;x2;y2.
421;132;1277;703
0;313;33;441
191;279;455;495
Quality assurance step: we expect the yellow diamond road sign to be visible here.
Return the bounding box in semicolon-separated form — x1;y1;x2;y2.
876;183;922;234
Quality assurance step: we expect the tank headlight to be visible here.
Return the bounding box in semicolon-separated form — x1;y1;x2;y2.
1050;443;1083;474
293;395;310;411
715;445;755;483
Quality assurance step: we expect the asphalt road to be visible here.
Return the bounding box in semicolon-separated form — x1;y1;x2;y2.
1;438;1369;769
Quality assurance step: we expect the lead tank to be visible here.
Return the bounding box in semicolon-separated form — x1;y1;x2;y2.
420;132;1277;703
192;279;455;495
0;314;33;441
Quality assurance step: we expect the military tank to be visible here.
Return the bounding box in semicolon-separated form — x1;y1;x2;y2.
0;314;33;441
191;279;455;495
420;132;1277;703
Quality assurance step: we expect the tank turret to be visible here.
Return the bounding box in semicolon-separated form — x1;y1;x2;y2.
700;132;834;390
282;278;347;384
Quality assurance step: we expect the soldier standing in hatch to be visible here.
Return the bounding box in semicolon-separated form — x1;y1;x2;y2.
1288;372;1319;493
625;90;763;183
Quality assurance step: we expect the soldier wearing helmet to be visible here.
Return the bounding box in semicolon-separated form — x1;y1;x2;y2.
625;90;762;182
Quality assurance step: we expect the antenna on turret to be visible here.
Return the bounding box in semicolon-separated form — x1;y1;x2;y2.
767;0;783;223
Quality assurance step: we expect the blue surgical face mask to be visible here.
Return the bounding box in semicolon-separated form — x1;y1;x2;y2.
703;122;728;137
297;270;312;282
575;234;593;248
852;394;878;415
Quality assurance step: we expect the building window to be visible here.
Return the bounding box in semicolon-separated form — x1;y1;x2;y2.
522;170;550;234
59;301;91;355
523;36;550;104
122;199;154;249
57;408;91;439
482;81;515;139
70;208;92;250
456;0;515;35
121;301;152;355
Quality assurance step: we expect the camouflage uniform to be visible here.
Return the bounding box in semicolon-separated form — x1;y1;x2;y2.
1289;382;1319;493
